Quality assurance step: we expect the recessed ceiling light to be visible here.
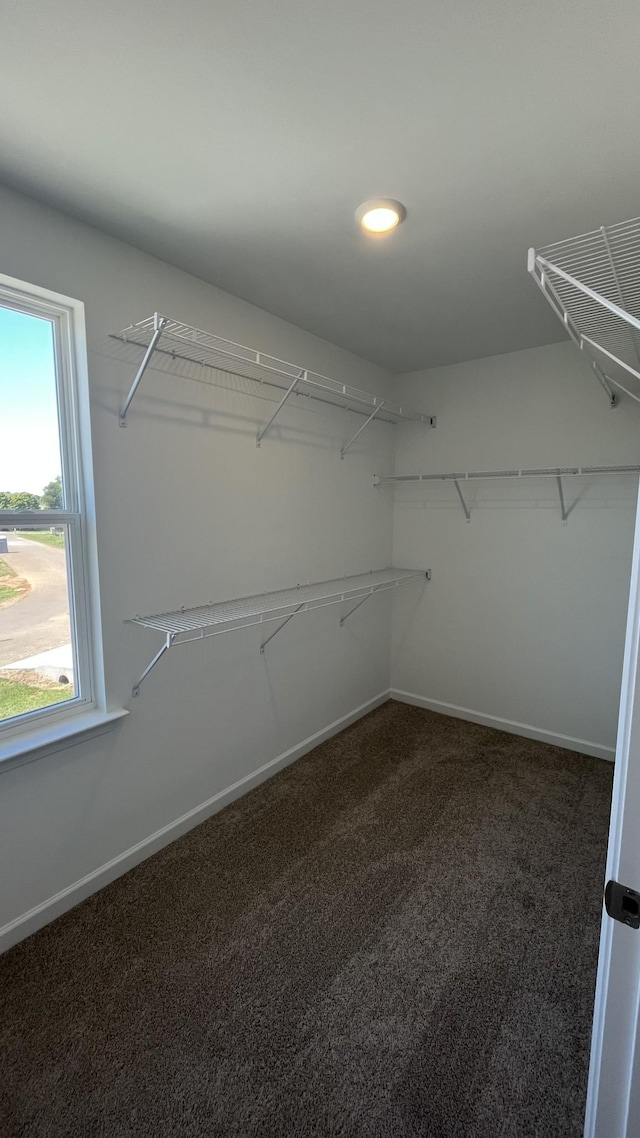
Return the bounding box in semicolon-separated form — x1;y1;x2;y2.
356;199;406;234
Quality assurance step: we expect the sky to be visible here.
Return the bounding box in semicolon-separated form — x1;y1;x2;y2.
0;304;62;496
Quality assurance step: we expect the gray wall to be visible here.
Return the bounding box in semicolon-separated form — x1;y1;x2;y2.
0;184;404;946
390;343;640;758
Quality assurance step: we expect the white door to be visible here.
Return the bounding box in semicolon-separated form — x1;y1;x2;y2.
585;491;640;1138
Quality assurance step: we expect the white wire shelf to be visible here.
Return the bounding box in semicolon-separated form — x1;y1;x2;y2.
111;314;435;452
375;465;640;522
128;567;428;695
529;217;640;407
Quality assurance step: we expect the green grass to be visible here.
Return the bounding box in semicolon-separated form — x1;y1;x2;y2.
19;531;65;549
0;678;73;720
0;584;21;604
0;558;26;605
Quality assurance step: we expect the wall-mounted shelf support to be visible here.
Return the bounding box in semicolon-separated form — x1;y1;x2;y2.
256;370;305;446
340;585;382;626
131;637;173;698
112;315;433;445
340;403;385;459
376;466;640;523
119;315;169;426
129;567;426;695
340;569;432;624
453;480;471;523
260;602;304;653
528;218;640;407
556;475;569;524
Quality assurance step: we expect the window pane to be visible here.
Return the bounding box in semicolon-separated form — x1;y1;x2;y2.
0;304;63;509
0;525;75;724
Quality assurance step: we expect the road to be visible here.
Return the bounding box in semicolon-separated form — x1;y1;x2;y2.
0;535;71;668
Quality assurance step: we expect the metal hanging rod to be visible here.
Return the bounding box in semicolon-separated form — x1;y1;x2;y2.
376;465;640;483
128;567;428;696
112;314;435;445
528;216;640;407
375;465;640;524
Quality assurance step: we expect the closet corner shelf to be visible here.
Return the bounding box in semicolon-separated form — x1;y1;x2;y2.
375;465;640;523
528;217;640;407
128;567;428;696
111;314;435;452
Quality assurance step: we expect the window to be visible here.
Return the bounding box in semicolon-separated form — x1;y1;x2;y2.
0;273;113;759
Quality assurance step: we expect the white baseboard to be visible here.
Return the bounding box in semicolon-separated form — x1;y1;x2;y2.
390;689;616;762
0;690;390;954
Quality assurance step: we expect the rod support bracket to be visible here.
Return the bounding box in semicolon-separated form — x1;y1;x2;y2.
260;602;305;653
453;479;471;522
340;401;385;459
340;589;378;626
119;314;169;426
131;635;172;697
256;370;305;447
556;475;569;524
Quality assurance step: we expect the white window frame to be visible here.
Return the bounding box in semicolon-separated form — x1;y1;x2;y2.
0;273;124;766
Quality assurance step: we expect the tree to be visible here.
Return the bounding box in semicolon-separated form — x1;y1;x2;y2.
1;491;41;510
41;476;62;511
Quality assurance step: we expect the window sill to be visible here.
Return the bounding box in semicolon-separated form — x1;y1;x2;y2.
0;707;129;773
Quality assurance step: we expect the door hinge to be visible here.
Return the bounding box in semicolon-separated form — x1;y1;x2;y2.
605;880;640;929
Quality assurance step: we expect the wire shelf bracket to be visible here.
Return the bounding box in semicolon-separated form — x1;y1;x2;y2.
339;584;383;626
259;603;304;654
453;480;471;523
255;370;305;447
129;567;428;695
119;314;169;426
338;569;433;624
340;403;386;459
556;475;569;524
528;217;640;408
375;466;640;524
113;314;435;447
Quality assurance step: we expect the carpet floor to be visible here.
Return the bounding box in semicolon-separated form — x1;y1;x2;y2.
0;701;612;1137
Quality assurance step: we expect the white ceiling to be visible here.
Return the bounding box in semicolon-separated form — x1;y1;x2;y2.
1;0;639;372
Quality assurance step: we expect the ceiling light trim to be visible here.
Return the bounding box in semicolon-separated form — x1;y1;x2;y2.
356;199;406;234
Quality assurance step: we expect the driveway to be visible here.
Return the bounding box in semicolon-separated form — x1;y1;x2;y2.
0;535;71;668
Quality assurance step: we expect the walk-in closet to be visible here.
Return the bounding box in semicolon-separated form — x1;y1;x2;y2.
1;3;640;1137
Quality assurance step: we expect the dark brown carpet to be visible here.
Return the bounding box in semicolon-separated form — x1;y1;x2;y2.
0;701;612;1138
